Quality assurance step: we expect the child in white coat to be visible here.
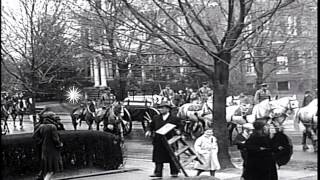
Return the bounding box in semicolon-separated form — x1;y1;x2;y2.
194;129;220;176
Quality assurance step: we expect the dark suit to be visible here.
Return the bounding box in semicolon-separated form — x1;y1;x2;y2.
148;113;182;176
244;132;278;180
302;94;313;107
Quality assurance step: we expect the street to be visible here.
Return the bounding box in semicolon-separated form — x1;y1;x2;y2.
2;112;317;180
4;114;317;163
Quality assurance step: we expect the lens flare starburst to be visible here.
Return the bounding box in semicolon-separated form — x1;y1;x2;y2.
66;86;81;104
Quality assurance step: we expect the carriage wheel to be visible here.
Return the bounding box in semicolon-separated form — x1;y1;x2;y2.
142;108;160;132
121;108;132;136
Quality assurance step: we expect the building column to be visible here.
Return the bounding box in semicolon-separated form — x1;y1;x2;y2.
100;59;107;87
179;58;184;76
93;58;100;87
128;64;132;77
141;65;146;83
90;58;94;81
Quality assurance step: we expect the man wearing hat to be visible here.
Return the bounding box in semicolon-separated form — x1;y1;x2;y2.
302;90;314;107
100;87;115;107
254;83;272;104
233;123;254;180
197;81;212;103
160;84;175;103
145;101;182;178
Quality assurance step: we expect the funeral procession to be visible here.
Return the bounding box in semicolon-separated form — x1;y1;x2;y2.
1;0;317;180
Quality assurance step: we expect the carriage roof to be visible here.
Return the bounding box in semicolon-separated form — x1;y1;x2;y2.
123;95;160;107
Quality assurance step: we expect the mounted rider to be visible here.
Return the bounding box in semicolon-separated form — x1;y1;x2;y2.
197;81;212;103
254;83;272;104
302;90;314;107
86;99;96;117
159;84;174;103
100;87;115;107
237;93;253;121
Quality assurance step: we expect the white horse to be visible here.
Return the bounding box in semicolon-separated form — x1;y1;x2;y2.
226;96;241;106
227;96;299;143
294;98;318;152
177;97;212;138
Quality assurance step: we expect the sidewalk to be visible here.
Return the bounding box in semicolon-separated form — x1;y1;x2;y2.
51;156;317;180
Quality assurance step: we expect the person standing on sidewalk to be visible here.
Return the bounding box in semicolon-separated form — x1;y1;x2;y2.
233;123;254;180
193;129;220;177
33;113;64;180
145;101;182;178
244;121;278;180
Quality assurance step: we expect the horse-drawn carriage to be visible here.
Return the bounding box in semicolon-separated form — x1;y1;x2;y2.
123;91;162;132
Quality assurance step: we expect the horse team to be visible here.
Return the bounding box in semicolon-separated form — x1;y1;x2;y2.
1;94;30;133
1;91;318;152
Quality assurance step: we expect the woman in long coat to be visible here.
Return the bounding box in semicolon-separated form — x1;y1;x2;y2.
33;116;63;180
244;121;278;180
194;129;220;176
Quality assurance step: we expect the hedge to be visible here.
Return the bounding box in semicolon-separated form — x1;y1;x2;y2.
1;130;123;178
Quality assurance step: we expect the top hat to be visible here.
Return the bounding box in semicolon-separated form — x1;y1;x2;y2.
157;101;172;109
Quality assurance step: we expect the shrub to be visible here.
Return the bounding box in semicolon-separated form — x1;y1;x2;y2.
1;130;123;178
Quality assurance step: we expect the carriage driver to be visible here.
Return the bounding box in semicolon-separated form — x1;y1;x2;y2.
254;83;272;104
197;81;212;103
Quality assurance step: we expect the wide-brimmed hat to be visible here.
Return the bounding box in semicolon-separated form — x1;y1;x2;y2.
204;129;213;135
157;101;172;109
202;81;208;85
41;111;57;121
260;83;268;87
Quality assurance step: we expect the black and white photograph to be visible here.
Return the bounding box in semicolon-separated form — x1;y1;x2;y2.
1;0;317;180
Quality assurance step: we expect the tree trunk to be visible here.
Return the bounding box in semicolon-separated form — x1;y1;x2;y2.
212;52;235;169
116;62;129;101
255;61;264;90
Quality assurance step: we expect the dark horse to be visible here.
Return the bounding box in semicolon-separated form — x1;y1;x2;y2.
97;101;131;142
11;97;28;129
1;103;10;134
70;101;96;130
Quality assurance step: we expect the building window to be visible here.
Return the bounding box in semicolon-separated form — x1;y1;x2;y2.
276;56;289;74
277;81;290;91
244;51;255;75
287;16;297;36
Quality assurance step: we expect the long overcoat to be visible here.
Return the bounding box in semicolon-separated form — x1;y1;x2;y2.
33;120;63;174
148;114;182;163
193;135;220;171
244;132;278;180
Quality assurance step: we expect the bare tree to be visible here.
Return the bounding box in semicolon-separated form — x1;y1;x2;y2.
121;0;295;168
1;0;78;121
65;0;165;100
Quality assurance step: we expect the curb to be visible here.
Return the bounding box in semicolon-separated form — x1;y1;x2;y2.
54;168;141;180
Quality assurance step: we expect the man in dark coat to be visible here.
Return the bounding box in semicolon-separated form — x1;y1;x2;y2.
145;102;183;178
243;121;278;180
302;90;314;107
233;123;254;180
